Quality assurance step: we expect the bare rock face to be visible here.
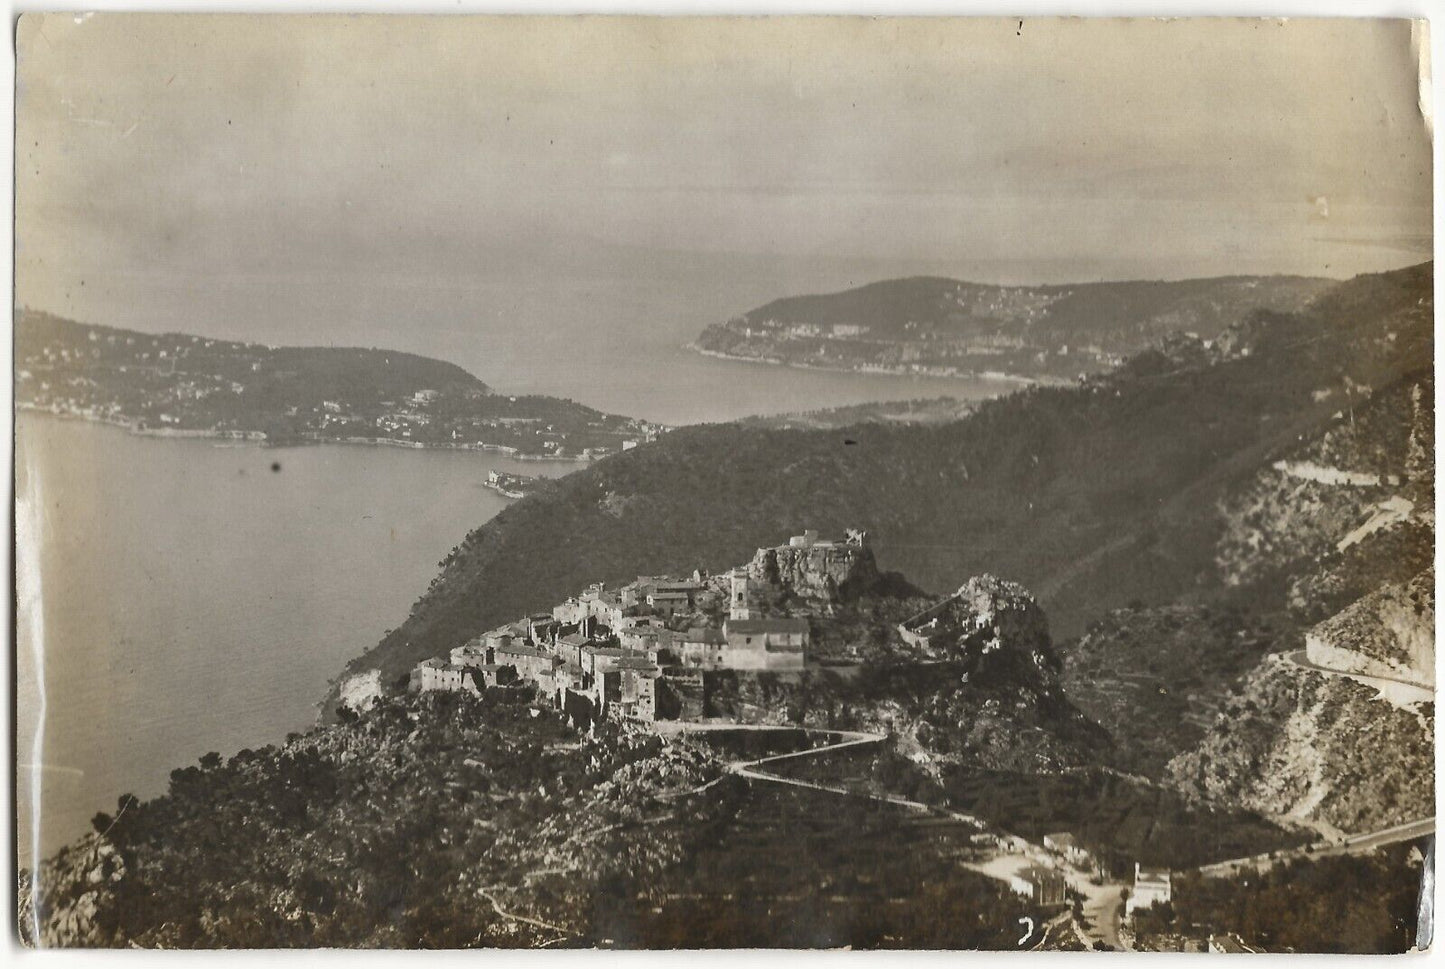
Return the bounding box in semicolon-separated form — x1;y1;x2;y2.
953;574;1051;655
748;537;879;599
20;835;126;947
1305;568;1434;687
901;573;1056;669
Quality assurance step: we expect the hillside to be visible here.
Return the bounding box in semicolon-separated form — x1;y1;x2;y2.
695;273;1331;381
1166;654;1433;835
15;310;656;458
1060;605;1282;779
1161;361;1435;835
328;262;1431;717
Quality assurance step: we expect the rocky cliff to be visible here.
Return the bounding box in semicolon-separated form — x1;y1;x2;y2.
1305;568;1434;687
19;835;126;947
706;573;1104;773
747;537;879;599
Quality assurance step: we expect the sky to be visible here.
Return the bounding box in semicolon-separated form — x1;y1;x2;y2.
14;15;1434;361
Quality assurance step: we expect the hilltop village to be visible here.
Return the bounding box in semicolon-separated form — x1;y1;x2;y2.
391;529;1204;948
406;529;868;727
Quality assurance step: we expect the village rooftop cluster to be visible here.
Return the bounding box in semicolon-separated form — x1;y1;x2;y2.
408;529;854;728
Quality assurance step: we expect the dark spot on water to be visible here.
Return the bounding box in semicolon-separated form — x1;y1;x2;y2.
843;439;857;446
271;461;282;473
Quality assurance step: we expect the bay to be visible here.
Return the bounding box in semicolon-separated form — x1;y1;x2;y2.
15;412;586;866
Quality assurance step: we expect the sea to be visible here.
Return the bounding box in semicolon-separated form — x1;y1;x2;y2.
16;353;1010;867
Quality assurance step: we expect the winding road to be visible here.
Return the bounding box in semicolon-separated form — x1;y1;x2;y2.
1198;816;1435;878
705;725;1132;951
1283;649;1433;706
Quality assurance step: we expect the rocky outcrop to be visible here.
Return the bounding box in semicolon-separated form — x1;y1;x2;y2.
704;573;1100;773
19;835;127;947
747;535;879;599
900;574;1057;671
1305;568;1434;687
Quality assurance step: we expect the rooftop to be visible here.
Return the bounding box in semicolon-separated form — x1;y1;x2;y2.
726;618;810;635
1015;866;1066;885
1210;936;1255;954
496;643;551;659
583;646;633;658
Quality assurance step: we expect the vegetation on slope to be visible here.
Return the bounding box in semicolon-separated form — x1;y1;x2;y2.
1061;605;1283;778
21;692;729;948
938;765;1306;873
1166;656;1434;834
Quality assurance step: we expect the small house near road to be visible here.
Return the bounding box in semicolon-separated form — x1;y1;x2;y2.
1007;866;1068;909
1043;832;1090;866
1127;863;1173;915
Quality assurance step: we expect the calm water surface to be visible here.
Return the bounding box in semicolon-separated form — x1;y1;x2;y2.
15;413;586;865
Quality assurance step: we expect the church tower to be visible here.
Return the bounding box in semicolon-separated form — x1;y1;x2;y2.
729;568;751;620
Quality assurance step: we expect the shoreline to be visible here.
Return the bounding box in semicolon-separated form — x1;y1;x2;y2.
480;482;527;500
685;343;1074;387
15;404;598;463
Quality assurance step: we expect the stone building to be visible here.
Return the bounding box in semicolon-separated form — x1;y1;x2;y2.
408;659;479;694
721;617;809;670
729;568;752;620
1007;866;1068;909
677;627;728;668
1043;832;1090;866
495;642;555;681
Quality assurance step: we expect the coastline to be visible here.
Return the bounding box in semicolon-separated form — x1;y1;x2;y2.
480;482;527;500
15;403;598;463
685;343;1073;387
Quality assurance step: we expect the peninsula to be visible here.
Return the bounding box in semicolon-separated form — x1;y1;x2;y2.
16;310;661;459
693;274;1331;383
